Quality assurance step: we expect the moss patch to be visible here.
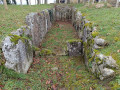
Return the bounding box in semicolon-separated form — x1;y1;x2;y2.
84;22;93;28
40;49;53;56
67;39;82;44
9;34;28;45
92;31;99;38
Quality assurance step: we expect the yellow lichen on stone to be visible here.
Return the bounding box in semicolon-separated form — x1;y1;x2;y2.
67;39;82;44
32;46;40;51
84;22;93;28
92;31;99;38
9;34;27;45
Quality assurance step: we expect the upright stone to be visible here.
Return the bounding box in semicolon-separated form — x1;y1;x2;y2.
2;27;33;73
67;40;82;56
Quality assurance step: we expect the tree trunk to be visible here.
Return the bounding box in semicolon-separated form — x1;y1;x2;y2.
67;0;70;4
56;0;59;3
26;0;29;5
78;0;80;3
92;0;95;4
104;0;107;3
116;0;119;7
35;0;36;5
12;0;16;4
3;0;8;10
99;0;101;3
45;0;47;4
6;0;11;4
88;0;90;6
20;0;22;6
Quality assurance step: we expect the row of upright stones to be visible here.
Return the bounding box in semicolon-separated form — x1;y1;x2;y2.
2;5;118;80
71;7;118;80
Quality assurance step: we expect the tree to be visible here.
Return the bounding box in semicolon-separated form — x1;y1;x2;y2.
78;0;80;3
92;0;95;4
37;0;41;5
29;0;31;5
35;0;36;5
116;0;119;7
99;0;101;3
20;0;22;6
88;0;90;6
26;0;29;5
56;0;59;3
67;0;70;4
3;0;8;10
6;0;11;4
12;0;16;4
45;0;47;4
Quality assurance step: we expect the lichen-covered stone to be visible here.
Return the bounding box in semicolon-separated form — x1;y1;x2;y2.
94;37;106;46
91;54;118;80
99;68;114;80
67;40;82;56
26;10;52;47
2;28;33;74
55;5;72;21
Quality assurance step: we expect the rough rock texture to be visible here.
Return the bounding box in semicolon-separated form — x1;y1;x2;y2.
94;37;106;49
67;41;82;56
55;5;72;21
91;54;118;80
2;27;33;73
26;9;52;47
70;5;118;80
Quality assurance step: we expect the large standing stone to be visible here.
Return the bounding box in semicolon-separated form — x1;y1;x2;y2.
2;27;33;73
26;10;52;47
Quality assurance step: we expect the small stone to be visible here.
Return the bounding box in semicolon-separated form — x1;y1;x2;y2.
117;50;120;53
105;56;119;69
96;4;104;8
100;68;114;80
94;37;105;46
51;67;58;71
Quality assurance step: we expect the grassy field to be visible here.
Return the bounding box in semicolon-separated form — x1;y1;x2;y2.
0;4;120;89
75;4;120;62
0;4;53;45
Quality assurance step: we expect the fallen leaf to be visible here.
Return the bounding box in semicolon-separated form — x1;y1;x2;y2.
89;87;93;90
51;84;58;90
117;50;120;53
46;79;53;85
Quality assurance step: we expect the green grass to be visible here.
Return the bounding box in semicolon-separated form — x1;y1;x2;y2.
0;4;53;44
0;4;120;89
0;21;118;89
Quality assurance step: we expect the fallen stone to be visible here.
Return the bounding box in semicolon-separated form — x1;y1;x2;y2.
99;68;114;80
94;37;105;46
105;56;119;69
